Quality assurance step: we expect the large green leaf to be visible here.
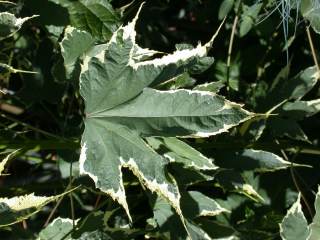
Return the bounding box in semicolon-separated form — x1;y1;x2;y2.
49;0;121;40
79;7;252;223
0;12;37;40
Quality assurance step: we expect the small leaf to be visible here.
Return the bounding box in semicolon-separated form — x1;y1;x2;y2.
301;0;320;34
281;99;320;120
214;60;240;91
280;194;310;240
151;196;189;240
189;57;215;74
239;3;263;37
182;191;229;218
269;118;309;142
218;0;234;20
0;12;37;40
49;0;121;40
146;137;217;170
214;149;300;172
194;81;225;93
265;66;319;110
308;186;320;240
215;170;264;202
38;217;74;240
150;195;220;240
0;193;62;227
197;219;239;240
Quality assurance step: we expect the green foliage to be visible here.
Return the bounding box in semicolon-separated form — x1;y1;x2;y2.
0;0;320;239
280;187;320;240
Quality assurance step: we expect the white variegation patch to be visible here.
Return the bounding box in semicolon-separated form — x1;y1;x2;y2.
199;209;229;217
50;217;75;225
131;44;208;70
189;161;218;171
163;154;175;163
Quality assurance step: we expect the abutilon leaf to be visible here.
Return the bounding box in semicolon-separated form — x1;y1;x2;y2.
79;5;252;227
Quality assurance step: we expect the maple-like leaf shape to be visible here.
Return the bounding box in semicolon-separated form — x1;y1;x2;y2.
79;6;252;222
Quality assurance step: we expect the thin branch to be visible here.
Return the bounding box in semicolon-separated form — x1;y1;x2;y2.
226;0;243;95
43;180;75;227
276;141;314;218
306;26;320;78
0;113;63;140
226;14;239;94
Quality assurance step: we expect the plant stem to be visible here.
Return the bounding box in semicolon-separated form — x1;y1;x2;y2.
0;113;62;140
226;0;241;94
43;180;75;227
275;140;314;218
306;26;320;78
0;139;79;150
